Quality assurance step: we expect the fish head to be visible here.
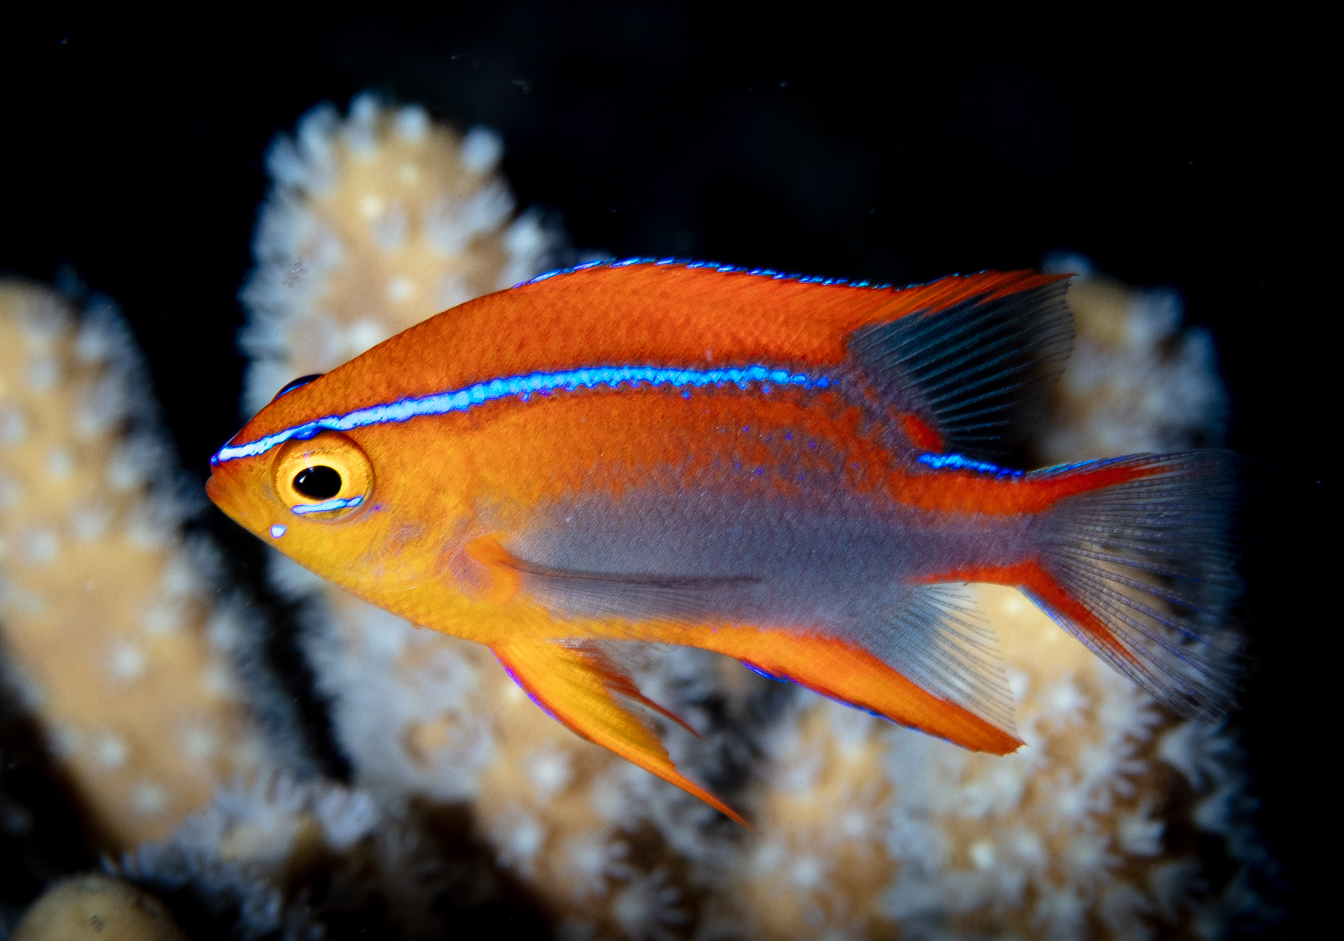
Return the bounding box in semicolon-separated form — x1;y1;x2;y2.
207;373;473;597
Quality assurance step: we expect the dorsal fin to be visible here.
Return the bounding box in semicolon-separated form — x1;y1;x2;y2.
847;274;1072;461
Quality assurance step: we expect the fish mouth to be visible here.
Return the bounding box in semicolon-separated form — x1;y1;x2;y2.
204;473;224;506
205;470;248;526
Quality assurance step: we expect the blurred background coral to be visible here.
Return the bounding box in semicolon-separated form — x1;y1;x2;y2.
1;8;1322;939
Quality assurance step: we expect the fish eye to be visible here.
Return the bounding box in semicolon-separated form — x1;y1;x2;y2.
272;374;325;401
272;432;374;520
293;465;342;500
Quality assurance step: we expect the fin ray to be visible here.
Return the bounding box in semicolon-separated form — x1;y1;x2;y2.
931;453;1248;720
488;547;1022;749
847;275;1072;459
492;639;748;826
693;626;1022;754
1042;451;1246;722
846;583;1019;738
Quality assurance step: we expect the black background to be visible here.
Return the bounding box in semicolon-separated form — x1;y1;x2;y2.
3;7;1325;936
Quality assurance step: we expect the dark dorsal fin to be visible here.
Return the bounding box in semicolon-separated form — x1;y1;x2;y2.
846;275;1072;462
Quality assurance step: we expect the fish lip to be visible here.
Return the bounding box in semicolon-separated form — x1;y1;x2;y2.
204;473;225;508
205;471;257;528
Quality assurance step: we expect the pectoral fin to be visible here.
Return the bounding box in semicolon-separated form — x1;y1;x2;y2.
466;532;760;621
492;638;750;827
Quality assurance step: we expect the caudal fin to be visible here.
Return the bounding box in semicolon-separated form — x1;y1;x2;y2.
1026;451;1249;720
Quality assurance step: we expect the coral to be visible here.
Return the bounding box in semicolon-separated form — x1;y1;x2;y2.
13;875;187;941
736;594;1187;939
115;773;395;939
234;94;1271;939
0;282;273;846
238;91;559;418
114;771;551;940
1037;253;1228;463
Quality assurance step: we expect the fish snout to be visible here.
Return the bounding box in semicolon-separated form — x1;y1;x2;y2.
204;472;224;505
205;461;259;528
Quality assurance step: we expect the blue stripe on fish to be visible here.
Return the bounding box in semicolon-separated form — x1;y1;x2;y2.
520;256;900;290
916;453;1024;477
213;364;830;464
290;494;364;515
913;453;1109;479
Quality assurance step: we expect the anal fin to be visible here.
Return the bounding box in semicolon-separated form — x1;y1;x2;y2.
492;638;750;827
466;533;759;620
688;626;1024;755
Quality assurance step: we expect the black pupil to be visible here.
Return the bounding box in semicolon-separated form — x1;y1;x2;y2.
293;466;342;500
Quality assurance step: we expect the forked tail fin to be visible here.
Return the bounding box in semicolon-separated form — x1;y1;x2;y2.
1025;451;1249;720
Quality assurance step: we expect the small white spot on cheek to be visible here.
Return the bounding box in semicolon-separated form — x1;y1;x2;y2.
270;524;287;538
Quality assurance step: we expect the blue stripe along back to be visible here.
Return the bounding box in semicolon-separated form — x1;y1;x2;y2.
520;256;902;290
213;364;830;464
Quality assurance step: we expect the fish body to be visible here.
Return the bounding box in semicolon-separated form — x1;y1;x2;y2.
208;261;1243;824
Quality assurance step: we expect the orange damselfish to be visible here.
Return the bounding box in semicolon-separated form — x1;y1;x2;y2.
207;260;1244;826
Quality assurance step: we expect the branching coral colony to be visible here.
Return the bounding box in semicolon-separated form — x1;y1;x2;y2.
0;283;273;846
3;95;1273;940
238;93;557;417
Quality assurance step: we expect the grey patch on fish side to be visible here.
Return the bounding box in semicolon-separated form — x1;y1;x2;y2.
504;489;1025;736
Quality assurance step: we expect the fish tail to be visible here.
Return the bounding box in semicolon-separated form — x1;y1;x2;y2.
1021;451;1249;719
927;452;1250;718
